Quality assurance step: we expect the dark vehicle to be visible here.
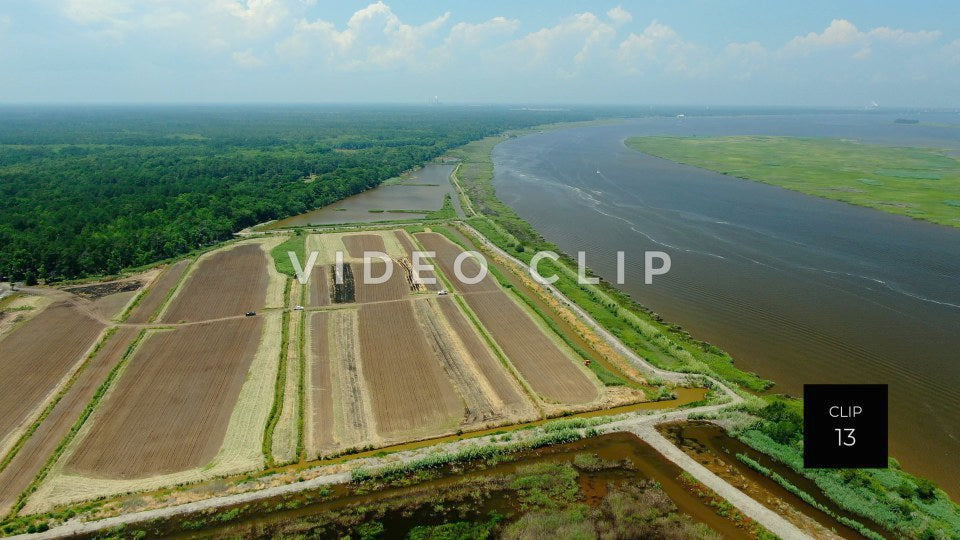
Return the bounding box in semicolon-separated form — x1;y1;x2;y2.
245;311;256;317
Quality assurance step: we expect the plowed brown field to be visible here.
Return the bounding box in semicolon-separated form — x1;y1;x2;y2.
415;232;596;405
413;299;500;425
309;265;330;307
414;233;499;293
161;245;268;323
92;291;137;321
460;292;596;404
67;318;263;478
0;327;139;513
435;297;534;415
0;302;104;444
342;234;387;259
353;262;410;303
309;312;335;452
126;260;190;323
357;302;463;437
328;310;371;447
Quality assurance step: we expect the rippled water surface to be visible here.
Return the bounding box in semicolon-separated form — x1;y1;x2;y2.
492;113;960;498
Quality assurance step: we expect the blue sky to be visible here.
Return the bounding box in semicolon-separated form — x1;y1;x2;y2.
1;1;958;106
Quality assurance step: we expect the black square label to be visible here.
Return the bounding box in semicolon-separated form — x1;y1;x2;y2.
804;384;888;469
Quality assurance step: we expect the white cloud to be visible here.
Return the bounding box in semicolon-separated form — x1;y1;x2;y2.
62;0;131;24
278;2;450;69
446;16;518;47
232;48;265;67
213;0;290;33
510;12;617;69
867;26;940;45
789;19;861;48
943;39;960;65
786;19;941;58
607;6;632;26
37;2;955;104
618;21;704;76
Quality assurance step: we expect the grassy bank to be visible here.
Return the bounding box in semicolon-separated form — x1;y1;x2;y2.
626;136;960;228
731;398;960;538
269;232;307;277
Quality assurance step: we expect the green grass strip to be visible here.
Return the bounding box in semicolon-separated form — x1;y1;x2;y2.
262;280;293;467
270;233;307;277
295;310;306;461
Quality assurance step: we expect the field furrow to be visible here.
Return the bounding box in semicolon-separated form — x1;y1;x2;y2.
353;261;410;303
160;244;268;323
0;327;139;514
435;296;536;418
416;232;598;405
328;310;373;448
126;260;191;323
412;298;500;425
357;301;463;439
395;230;440;291
0;302;105;449
308;312;336;456
342;234;387;259
309;265;330;307
66;318;263;478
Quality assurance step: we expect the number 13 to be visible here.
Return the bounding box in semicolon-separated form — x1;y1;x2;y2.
835;428;856;447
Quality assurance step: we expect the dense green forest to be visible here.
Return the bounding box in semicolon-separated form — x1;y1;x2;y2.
0;106;592;282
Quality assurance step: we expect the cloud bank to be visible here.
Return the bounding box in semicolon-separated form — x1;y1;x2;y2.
1;1;956;105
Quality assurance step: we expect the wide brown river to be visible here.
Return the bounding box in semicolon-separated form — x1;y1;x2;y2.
492;113;960;499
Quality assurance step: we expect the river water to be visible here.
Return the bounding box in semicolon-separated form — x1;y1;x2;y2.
492;113;960;499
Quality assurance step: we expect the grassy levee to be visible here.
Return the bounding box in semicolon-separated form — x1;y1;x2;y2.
262;278;293;467
351;428;584;484
270;233;307;277
626;135;960;228
425;193;458;220
5;329;147;520
448;136;771;392
452;132;960;537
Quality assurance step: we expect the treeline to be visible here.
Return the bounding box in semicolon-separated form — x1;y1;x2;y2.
0;106;592;281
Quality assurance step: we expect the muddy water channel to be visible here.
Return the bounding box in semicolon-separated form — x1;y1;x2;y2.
114;434;762;539
265;163;462;228
661;421;890;539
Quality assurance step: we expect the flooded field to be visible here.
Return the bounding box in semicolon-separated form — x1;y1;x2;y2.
265;162;462;228
492;113;960;499
98;433;763;539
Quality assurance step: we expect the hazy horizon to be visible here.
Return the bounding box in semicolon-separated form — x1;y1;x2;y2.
1;1;958;107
